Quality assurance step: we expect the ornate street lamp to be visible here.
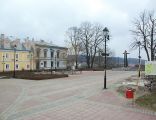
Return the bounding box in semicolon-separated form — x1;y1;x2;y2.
102;27;109;89
13;45;17;78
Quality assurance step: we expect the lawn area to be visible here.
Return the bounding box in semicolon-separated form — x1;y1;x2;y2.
116;74;156;112
0;71;68;80
117;85;156;111
135;93;156;111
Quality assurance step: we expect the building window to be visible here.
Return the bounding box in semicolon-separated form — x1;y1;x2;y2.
57;51;59;58
57;61;59;67
27;55;29;59
16;54;18;59
27;53;32;59
5;53;9;59
62;53;66;59
51;61;53;67
16;64;19;69
2;54;4;61
44;61;47;67
37;49;40;57
6;64;9;70
27;64;30;69
44;50;47;58
51;51;54;58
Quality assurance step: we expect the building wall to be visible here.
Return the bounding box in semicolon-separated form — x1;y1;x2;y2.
0;50;34;72
0;35;68;71
35;46;67;70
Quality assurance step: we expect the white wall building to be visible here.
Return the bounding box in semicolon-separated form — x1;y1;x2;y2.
34;40;68;70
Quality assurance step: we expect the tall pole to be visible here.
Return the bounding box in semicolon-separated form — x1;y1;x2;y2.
13;45;16;78
138;42;141;77
51;54;52;74
29;51;32;71
31;54;33;71
2;55;5;72
50;49;53;74
103;27;109;89
125;53;128;67
104;35;107;89
55;55;56;72
124;53;125;67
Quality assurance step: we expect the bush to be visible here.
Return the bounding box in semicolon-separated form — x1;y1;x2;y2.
0;71;68;80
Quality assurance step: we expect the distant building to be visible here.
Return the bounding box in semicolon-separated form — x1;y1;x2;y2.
29;40;68;70
0;34;33;72
0;34;68;72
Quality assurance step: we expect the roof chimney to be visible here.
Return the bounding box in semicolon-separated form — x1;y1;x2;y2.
40;40;44;42
0;34;5;40
0;34;5;48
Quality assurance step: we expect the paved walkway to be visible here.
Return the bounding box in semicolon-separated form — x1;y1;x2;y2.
0;71;156;120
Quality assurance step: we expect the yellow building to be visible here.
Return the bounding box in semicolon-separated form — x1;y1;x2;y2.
0;34;67;71
0;50;33;72
0;34;34;72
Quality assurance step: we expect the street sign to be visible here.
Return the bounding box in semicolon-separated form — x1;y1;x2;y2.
145;61;156;75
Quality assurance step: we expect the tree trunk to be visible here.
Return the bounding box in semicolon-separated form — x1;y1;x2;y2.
91;49;97;68
150;22;154;61
75;55;78;69
86;55;90;68
144;46;150;61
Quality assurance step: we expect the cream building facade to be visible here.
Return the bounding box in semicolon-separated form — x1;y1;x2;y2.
0;34;33;72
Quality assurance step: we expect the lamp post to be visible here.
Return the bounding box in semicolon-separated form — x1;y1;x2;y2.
31;54;33;71
29;51;31;71
2;55;5;72
29;51;32;71
55;55;56;72
50;48;53;74
103;27;109;89
137;41;141;77
13;45;17;78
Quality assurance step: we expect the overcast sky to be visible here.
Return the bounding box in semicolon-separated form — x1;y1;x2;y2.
0;0;156;59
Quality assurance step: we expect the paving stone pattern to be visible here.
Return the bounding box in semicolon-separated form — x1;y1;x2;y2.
0;71;156;120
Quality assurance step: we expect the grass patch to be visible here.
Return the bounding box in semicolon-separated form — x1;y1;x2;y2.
135;93;156;111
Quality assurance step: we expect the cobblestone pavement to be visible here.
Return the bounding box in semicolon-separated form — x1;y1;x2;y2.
0;71;156;120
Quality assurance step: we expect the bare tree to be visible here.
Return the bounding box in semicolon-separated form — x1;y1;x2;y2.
131;10;156;61
90;24;104;68
148;12;156;61
66;21;112;69
66;27;82;68
80;22;94;68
